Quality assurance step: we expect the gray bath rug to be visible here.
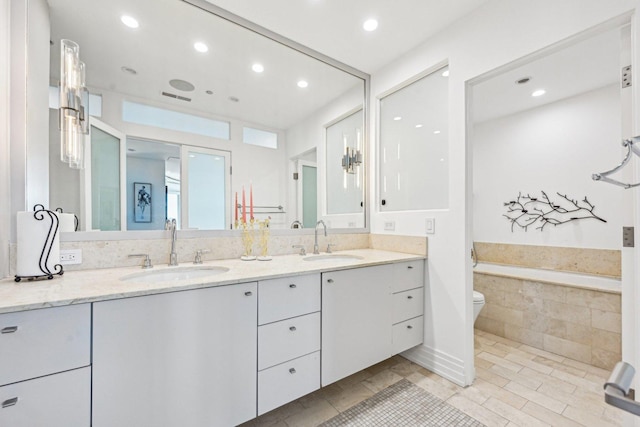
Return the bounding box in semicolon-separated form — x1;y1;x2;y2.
319;379;486;427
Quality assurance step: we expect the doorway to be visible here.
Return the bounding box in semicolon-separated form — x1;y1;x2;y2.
468;23;631;382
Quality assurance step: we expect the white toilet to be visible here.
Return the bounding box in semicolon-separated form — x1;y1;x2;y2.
473;290;485;323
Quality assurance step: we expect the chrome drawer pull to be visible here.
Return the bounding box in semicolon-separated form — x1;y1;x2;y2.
407;295;413;299
244;291;253;296
289;368;296;374
407;325;413;329
327;279;334;283
289;326;297;331
407;265;414;269
2;397;18;408
1;326;18;334
289;284;297;288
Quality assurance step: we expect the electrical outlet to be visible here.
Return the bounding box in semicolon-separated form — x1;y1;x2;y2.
60;249;82;265
425;217;435;234
384;221;395;231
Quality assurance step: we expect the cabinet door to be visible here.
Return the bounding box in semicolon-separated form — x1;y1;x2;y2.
321;265;393;386
0;367;90;427
0;304;90;386
92;283;258;427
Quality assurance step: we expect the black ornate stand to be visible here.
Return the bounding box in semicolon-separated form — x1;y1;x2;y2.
15;204;64;282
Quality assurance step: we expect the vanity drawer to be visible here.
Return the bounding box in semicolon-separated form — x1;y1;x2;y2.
0;304;91;386
258;351;320;416
392;288;424;324
392;260;424;293
392;316;424;354
0;366;91;427
258;274;320;325
259;312;320;370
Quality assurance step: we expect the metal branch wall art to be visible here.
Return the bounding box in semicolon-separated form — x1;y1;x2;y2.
503;191;606;232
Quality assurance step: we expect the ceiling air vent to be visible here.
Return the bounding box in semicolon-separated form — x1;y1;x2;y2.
161;91;191;102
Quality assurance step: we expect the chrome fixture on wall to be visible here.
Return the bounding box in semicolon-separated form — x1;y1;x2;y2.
592;137;640;188
341;130;363;174
341;146;363;174
59;39;89;169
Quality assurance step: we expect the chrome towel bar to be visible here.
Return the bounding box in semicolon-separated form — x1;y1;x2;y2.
604;361;640;416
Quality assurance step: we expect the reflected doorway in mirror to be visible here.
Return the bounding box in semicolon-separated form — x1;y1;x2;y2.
134;182;152;223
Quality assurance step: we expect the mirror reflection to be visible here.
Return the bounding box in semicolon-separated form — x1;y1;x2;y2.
42;0;367;232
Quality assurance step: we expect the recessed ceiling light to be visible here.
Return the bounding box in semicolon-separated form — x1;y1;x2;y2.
393;116;402;121
194;42;208;53
440;158;445;162
121;66;137;75
441;70;449;77
532;89;546;97
415;124;423;128
363;19;378;31
169;79;195;92
252;63;264;73
121;15;139;29
297;80;309;88
433;130;441;134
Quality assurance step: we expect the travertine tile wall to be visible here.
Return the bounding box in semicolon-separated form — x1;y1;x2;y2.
369;234;428;256
473;243;622;370
9;233;370;273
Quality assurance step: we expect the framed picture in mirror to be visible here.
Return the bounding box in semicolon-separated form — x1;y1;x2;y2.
134;182;152;223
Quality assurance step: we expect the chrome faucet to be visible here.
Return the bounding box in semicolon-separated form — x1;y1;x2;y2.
313;220;327;255
166;219;178;266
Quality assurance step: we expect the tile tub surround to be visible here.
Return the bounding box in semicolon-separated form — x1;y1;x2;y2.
474;271;621;370
0;249;424;314
474;242;621;278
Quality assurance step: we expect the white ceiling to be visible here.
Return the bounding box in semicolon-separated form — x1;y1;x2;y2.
49;0;363;130
204;0;490;73
472;28;621;124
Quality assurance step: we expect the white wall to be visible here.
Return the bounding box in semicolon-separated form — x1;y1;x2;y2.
369;0;637;386
9;0;49;244
473;84;622;249
0;0;10;278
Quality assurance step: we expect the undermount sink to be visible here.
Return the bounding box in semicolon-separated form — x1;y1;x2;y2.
121;266;230;283
303;254;364;262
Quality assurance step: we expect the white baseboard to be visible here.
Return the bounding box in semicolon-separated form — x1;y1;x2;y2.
401;344;468;386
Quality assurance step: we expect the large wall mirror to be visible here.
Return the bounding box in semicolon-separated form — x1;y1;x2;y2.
31;0;368;235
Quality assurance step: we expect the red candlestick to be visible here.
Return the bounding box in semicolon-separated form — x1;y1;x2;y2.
234;192;238;222
242;187;247;223
250;184;254;220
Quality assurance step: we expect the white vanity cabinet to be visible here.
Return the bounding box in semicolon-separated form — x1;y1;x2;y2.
392;260;425;353
0;304;91;427
92;282;258;427
257;274;321;415
322;261;425;386
322;265;394;386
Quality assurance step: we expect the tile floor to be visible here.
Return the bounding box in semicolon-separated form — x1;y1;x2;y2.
242;330;624;427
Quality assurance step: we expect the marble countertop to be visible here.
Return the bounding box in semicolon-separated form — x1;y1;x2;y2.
0;249;424;314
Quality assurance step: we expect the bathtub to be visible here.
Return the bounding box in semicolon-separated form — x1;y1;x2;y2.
473;262;621;294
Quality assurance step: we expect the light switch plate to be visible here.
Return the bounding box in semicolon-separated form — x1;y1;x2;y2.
425;218;435;234
384;221;395;231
